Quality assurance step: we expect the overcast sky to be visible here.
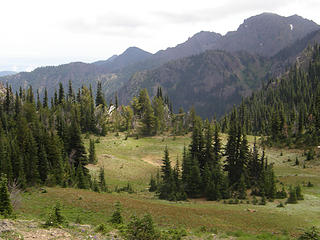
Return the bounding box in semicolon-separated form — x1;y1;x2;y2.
0;0;319;72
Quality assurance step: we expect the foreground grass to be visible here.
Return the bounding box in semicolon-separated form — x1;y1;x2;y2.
20;186;314;238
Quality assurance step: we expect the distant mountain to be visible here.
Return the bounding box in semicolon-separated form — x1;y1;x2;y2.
0;71;17;77
0;62;101;96
0;47;153;100
93;55;118;65
118;29;320;118
153;31;222;62
118;50;272;118
1;13;320;118
215;13;320;56
93;47;152;72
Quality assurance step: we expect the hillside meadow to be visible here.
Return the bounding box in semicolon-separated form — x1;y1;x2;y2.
18;133;320;238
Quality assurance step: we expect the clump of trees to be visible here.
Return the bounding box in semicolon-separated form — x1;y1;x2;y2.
154;113;279;203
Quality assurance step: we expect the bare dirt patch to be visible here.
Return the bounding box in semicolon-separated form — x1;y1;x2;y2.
141;155;162;167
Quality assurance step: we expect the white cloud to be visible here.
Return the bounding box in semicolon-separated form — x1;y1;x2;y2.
0;0;319;71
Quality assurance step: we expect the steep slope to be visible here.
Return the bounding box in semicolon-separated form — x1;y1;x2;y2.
118;50;272;118
153;31;222;62
216;13;320;57
117;28;320;119
227;44;320;147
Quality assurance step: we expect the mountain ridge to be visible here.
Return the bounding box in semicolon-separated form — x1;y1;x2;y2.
1;12;320;118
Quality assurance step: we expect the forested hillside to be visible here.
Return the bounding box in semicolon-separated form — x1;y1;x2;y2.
222;44;320;148
118;50;272;118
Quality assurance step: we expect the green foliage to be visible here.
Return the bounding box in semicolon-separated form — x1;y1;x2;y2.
286;186;298;204
276;187;287;199
44;202;67;227
161;228;187;240
0;175;12;216
259;193;267;205
0;230;24;240
307;181;314;187
158;147;186;201
277;202;285;208
76;164;89;189
295;185;304;200
298;226;320;240
229;230;290;239
88;139;97;164
98;167;108;192
95;81;106;107
138;89;156;136
110;202;123;225
95;223;109;234
225;44;320;148
149;175;157;192
126;214;161;240
116;183;134;194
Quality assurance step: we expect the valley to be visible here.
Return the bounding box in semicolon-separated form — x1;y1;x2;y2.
0;9;320;240
13;133;320;239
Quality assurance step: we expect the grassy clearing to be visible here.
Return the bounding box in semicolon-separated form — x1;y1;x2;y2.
84;133;190;190
17;133;320;238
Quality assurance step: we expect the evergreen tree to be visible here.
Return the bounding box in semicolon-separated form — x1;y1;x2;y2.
38;144;49;183
158;147;173;199
295;184;304;200
149;175;157;192
287;186;298;204
47;134;64;185
67;80;74;102
88;139;97;164
224;110;240;187
98;167;107;192
110;202;123;224
238;174;247;199
68;115;88;169
58;83;65;104
95;81;106;107
76;163;88;189
43;88;48;108
213;125;222;165
0;175;12;216
188;158;201;197
139;89;155;136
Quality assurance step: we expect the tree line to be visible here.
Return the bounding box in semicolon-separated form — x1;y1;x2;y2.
220;44;320;148
0;77;195;192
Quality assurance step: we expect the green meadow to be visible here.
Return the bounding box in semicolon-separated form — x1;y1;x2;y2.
18;133;320;238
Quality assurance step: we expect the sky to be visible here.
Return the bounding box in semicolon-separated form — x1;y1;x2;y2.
0;0;319;72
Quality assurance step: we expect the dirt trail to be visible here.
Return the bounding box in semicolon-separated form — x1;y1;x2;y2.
141;155;161;167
